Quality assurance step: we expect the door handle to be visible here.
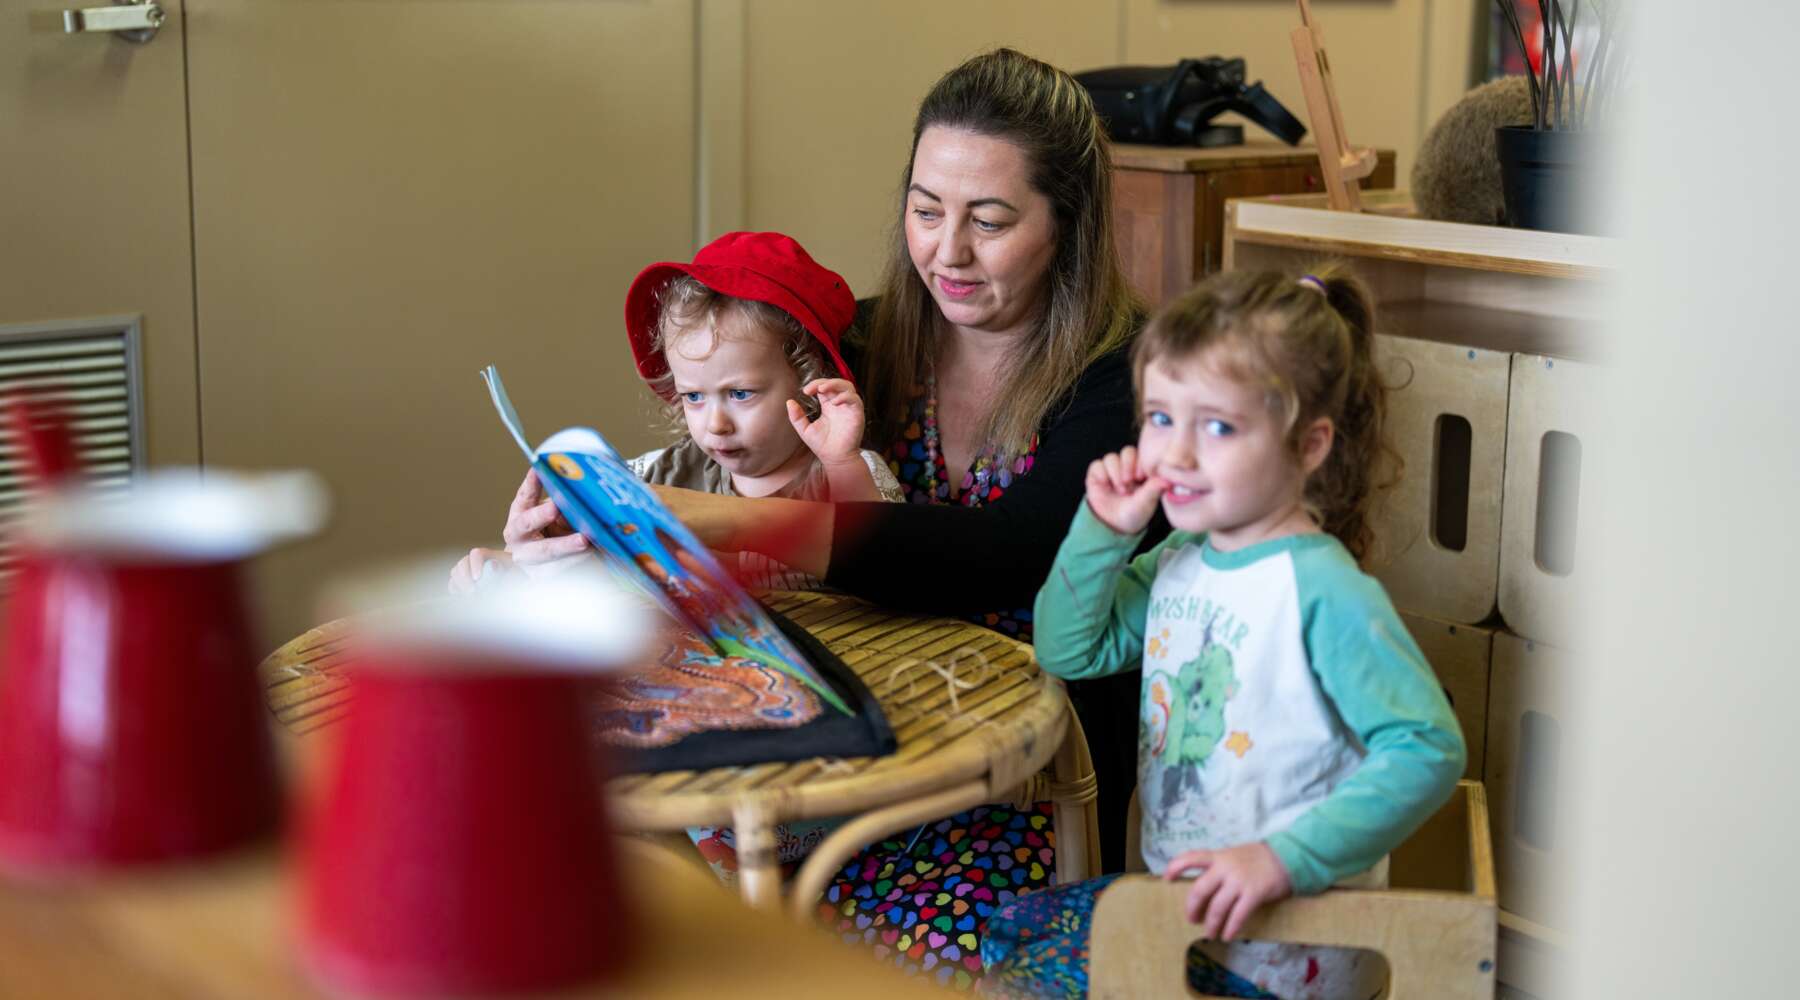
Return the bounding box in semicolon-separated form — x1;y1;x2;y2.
63;3;164;43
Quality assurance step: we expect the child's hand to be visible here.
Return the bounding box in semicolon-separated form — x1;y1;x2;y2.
447;547;515;594
1163;842;1293;942
501;469;590;570
787;378;866;468
1085;446;1167;534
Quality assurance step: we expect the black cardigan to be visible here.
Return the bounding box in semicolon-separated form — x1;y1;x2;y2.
825;303;1166;616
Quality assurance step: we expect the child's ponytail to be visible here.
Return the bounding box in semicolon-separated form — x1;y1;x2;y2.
1304;264;1395;563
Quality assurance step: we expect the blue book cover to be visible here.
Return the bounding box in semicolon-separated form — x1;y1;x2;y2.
480;366;852;716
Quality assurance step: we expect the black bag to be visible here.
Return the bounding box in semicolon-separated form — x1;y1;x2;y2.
1076;58;1307;148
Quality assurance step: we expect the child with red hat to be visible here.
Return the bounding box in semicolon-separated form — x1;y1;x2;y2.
449;231;897;595
626;232;899;879
622;231;902;536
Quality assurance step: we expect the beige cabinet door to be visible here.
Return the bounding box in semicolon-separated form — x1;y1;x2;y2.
0;3;201;471
185;1;697;642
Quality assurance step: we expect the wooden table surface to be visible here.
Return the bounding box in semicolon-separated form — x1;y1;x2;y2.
0;840;949;998
260;591;1097;916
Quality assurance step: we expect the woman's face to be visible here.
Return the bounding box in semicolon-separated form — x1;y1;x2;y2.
905;126;1058;337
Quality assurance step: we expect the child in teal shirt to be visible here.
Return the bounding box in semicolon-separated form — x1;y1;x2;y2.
980;266;1464;999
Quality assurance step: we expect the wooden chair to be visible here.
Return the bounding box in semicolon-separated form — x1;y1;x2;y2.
1091;781;1497;999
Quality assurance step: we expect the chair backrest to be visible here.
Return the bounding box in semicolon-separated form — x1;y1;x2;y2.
1092;781;1498;999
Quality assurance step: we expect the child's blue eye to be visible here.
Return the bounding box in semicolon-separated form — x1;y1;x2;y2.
728;389;754;402
1204;419;1235;437
681;391;704;405
1146;411;1172;428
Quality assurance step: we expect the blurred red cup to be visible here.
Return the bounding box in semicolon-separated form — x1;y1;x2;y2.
0;470;326;877
296;562;650;995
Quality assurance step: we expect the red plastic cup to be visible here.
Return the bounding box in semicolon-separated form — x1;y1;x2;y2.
0;471;324;878
296;570;647;995
0;555;279;873
297;652;629;995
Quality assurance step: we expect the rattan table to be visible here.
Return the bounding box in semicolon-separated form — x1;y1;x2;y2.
260;591;1101;917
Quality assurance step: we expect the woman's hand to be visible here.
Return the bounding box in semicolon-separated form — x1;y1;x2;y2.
1163;842;1293;942
1084;446;1167;535
447;547;515;594
502;469;590;572
650;484;832;579
650;483;759;551
787;378;866;468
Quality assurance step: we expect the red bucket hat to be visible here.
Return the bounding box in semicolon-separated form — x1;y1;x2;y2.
624;232;856;401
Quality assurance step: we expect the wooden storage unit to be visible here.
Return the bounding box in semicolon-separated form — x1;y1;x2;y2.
1376;303;1590;626
1485;632;1569;931
1499;355;1598;649
1222;196;1614;996
1222;190;1614;282
1110;142;1395;308
1375;331;1510;624
1399;611;1493;781
1223;195;1612;643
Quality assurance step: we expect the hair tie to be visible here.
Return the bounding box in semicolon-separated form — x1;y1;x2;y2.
1298;275;1328;295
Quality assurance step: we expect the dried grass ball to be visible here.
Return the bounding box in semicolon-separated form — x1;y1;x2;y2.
1411;76;1534;226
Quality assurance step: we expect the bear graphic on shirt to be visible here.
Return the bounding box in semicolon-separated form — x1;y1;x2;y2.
1147;628;1239;830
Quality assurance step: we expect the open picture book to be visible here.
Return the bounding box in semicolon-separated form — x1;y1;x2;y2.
480;366;894;771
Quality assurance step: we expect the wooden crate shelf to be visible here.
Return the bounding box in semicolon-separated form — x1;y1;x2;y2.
1373;332;1509;624
1497;909;1567;998
1399;612;1494;780
1384;299;1597;362
1499;355;1597;649
1224;191;1617;281
1485;632;1569;930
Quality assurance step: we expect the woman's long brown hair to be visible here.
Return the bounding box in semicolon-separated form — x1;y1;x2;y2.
864;48;1139;463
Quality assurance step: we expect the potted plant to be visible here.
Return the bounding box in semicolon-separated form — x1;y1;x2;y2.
1492;0;1627;234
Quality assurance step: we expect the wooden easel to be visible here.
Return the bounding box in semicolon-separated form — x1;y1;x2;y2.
1292;0;1377;211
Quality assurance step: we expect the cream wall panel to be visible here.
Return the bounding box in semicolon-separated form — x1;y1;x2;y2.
1;6;199;465
187;0;696;644
1124;0;1444;180
699;0;748;240
1421;0;1485;134
739;1;1123;296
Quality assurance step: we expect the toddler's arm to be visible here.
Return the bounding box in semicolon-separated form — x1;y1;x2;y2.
1267;567;1467;895
1034;446;1182;680
1031;502;1184;681
788;379;885;502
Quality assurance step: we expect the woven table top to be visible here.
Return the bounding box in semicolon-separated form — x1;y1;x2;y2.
259;590;1068;831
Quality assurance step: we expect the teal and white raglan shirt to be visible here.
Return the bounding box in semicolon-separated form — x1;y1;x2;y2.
1036;502;1463;888
1034;504;1464;994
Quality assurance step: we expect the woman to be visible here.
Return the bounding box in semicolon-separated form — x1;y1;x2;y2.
504;48;1154;985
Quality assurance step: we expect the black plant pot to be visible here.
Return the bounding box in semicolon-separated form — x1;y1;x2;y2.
1494;125;1604;235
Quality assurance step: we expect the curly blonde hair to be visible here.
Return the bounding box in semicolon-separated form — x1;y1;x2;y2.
1130;263;1400;563
643;275;836;439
